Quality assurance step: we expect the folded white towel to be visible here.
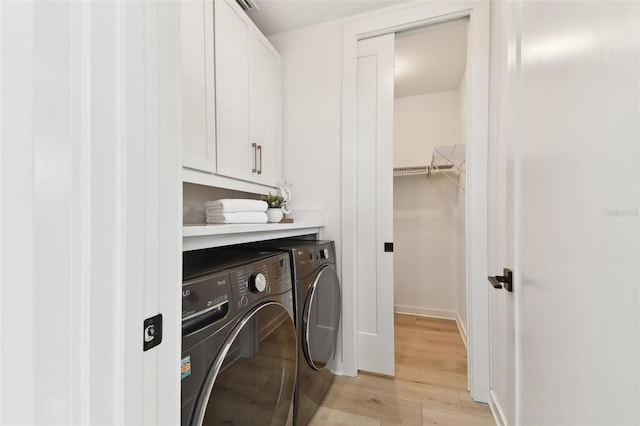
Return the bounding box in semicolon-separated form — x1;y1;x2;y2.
205;211;268;224
203;199;268;213
205;207;265;216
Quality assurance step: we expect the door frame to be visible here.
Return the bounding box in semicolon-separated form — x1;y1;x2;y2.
340;1;491;401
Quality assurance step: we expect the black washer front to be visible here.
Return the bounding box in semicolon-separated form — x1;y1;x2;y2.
193;302;296;426
181;249;296;426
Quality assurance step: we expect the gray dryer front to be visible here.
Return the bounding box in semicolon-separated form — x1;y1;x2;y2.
243;239;341;425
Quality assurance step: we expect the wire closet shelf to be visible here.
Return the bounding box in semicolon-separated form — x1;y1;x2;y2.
393;144;466;191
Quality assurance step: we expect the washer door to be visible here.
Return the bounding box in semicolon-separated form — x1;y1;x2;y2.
302;265;341;370
190;302;296;426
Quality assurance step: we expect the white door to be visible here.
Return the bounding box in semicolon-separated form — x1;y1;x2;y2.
355;34;395;376
517;1;639;424
487;1;517;424
0;2;180;423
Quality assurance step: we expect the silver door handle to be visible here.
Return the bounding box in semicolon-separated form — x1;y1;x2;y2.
257;144;263;175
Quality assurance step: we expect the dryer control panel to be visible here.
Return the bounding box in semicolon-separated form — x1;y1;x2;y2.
292;242;336;279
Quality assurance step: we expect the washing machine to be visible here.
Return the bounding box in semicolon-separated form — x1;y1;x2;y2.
181;247;297;426
244;239;341;425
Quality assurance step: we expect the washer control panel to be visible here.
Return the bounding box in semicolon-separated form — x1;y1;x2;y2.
229;252;291;311
182;272;233;320
181;271;235;336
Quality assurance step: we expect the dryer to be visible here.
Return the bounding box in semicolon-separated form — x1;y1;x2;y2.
181;248;297;426
244;239;341;425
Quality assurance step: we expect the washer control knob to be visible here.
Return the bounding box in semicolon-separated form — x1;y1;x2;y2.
320;248;330;259
248;273;267;293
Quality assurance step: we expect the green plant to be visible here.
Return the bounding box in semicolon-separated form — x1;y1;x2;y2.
261;192;285;208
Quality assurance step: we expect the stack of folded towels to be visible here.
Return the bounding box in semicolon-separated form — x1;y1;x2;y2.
204;199;269;224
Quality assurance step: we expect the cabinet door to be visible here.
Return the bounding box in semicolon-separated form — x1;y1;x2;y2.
181;0;215;173
252;35;281;186
214;0;253;182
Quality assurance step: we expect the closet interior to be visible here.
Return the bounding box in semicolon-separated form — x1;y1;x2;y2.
393;18;469;343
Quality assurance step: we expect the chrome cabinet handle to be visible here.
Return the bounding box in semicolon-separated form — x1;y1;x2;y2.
251;143;257;173
257;144;263;175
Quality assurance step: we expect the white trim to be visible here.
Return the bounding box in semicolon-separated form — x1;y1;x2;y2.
0;3;38;421
183;223;324;251
182;168;277;195
394;305;456;321
341;0;490;400
513;1;523;423
489;390;507;426
115;2;126;422
72;2;92;421
456;313;468;349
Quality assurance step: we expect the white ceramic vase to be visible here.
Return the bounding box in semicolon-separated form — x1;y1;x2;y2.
266;208;283;223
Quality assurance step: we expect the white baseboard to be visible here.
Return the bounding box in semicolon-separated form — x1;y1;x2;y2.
394;305;456;320
456;313;468;349
489;390;507;426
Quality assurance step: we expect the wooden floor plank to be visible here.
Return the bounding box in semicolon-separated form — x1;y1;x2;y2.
315;314;494;425
308;406;381;426
332;374;461;412
321;385;423;426
422;405;495;426
457;390;493;417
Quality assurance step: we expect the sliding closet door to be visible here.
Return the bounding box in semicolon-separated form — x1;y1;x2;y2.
355;33;395;376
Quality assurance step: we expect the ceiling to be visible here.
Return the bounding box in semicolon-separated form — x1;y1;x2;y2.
394;19;468;98
245;0;411;36
245;0;468;97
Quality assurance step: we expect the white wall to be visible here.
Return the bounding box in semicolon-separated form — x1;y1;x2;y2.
269;22;343;246
270;20;356;374
394;91;461;168
394;175;460;317
393;90;463;319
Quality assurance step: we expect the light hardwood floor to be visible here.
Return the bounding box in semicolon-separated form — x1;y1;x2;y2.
311;314;494;426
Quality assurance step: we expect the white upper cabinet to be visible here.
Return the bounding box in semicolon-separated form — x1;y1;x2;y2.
180;0;282;190
181;0;216;173
214;0;282;187
214;0;252;182
251;34;282;185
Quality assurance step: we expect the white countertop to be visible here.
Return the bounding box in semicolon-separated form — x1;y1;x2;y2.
182;221;324;251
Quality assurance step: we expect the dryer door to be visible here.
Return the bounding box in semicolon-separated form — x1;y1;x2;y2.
302;265;342;370
189;302;296;426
